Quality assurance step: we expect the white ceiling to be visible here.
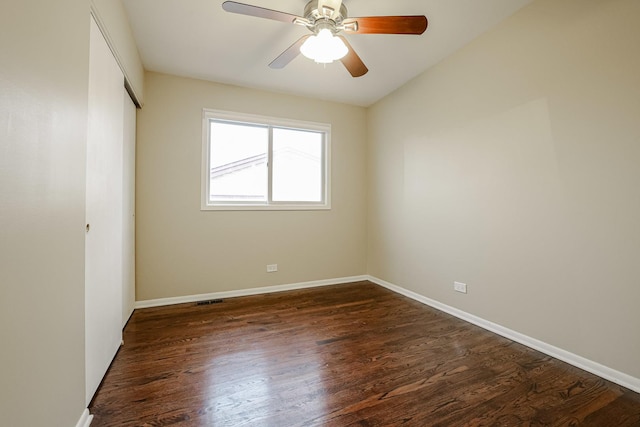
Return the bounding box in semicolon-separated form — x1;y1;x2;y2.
123;0;532;107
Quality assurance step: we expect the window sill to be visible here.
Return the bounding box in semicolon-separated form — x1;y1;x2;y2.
201;203;331;211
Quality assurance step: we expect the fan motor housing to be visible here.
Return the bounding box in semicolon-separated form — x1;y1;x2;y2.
304;0;348;24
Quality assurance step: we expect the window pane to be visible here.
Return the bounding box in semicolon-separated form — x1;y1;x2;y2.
272;128;323;202
209;121;268;202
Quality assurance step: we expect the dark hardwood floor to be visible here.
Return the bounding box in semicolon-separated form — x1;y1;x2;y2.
89;281;640;426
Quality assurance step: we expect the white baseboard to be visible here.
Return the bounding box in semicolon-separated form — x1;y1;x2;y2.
368;275;640;394
75;409;93;427
135;275;369;309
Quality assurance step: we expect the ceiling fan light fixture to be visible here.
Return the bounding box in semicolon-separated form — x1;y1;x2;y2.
222;0;428;77
300;28;348;64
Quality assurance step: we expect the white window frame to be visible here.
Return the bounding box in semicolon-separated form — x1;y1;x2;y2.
201;109;332;211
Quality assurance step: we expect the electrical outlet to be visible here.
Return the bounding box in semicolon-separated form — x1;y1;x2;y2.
454;281;467;294
266;264;278;273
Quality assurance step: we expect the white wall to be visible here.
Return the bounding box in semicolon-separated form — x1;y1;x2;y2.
0;0;89;425
368;0;640;380
136;72;368;301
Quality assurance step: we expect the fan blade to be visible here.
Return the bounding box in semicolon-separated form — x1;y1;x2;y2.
343;16;428;35
269;35;312;69
338;36;368;77
318;0;343;20
222;1;302;24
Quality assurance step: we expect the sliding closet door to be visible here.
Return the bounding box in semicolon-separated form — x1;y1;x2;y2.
122;93;136;326
85;16;124;405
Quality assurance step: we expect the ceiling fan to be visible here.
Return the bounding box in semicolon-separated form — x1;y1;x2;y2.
222;0;428;77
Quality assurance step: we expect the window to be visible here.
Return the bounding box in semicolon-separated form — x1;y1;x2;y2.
202;109;331;210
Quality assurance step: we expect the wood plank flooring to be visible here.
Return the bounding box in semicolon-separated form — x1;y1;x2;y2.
89;281;640;426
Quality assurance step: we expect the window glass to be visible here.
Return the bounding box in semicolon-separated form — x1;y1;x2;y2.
272;128;323;202
209;121;268;202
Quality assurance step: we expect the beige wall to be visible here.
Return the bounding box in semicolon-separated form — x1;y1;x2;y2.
136;72;367;301
0;0;89;425
367;0;640;379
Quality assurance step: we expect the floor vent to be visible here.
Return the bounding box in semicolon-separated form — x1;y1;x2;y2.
196;299;223;306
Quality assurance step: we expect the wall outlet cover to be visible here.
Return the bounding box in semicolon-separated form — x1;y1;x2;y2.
454;281;467;294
